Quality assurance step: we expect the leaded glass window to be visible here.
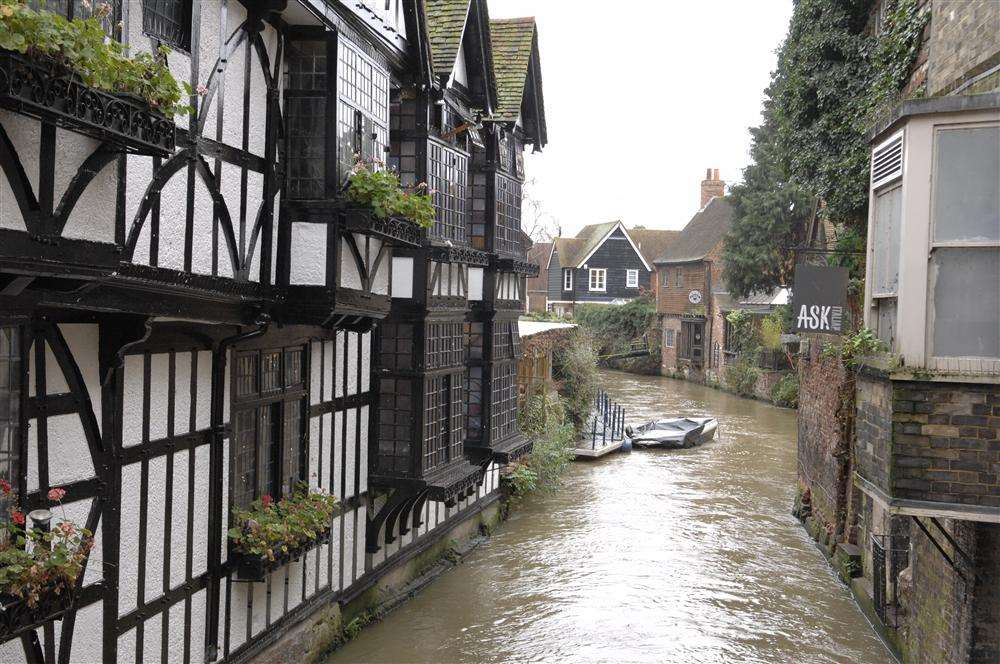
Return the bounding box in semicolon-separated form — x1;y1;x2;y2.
428;141;468;243
141;0;191;52
422;372;463;473
0;327;20;520
337;38;390;182
378;377;413;474
231;344;308;511
425;322;464;370
495;174;522;256
284;40;328;200
490;362;516;442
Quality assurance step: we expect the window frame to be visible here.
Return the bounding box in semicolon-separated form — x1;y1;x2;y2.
140;0;192;53
563;268;573;291
662;328;674;349
588;268;606;292
230;343;310;512
926;122;1000;365
626;269;639;288
0;324;25;522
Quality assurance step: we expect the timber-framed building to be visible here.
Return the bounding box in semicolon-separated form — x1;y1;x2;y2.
0;0;546;661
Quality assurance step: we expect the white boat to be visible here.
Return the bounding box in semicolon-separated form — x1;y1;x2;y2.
625;417;718;449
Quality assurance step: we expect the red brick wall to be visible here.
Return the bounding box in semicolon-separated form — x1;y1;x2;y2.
655;262;708;316
797;337;853;535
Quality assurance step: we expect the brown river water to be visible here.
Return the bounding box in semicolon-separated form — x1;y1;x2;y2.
332;371;895;664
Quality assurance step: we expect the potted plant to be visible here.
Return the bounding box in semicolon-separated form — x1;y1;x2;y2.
227;484;338;582
0;482;94;643
343;157;436;231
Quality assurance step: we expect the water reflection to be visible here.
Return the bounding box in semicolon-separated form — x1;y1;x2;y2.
333;372;893;664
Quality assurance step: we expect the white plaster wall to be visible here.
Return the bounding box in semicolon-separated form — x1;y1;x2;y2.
59;128;118;243
468;266;484;300
340;236;363;290
391;256;414;298
290;223;327;285
0;110;39;232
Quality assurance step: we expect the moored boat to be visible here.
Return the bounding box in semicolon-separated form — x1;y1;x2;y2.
625;417;718;449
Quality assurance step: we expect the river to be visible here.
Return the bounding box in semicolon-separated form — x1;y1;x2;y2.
333;371;894;664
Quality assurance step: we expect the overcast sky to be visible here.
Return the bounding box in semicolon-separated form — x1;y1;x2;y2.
487;0;794;237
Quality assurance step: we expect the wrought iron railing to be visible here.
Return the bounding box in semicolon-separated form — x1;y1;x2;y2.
0;50;176;156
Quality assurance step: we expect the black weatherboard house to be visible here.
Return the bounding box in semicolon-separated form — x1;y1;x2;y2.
0;0;547;662
544;221;676;316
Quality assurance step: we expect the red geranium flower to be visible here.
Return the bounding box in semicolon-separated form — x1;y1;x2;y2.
47;487;67;502
11;511;25;526
0;479;11;495
261;494;274;508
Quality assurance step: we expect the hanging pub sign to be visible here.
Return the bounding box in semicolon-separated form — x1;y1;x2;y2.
793;264;848;334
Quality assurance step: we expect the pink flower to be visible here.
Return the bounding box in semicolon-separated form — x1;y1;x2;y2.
47;487;66;503
0;479;11;495
196;84;208;96
11;511;24;526
261;494;274;508
59;521;76;536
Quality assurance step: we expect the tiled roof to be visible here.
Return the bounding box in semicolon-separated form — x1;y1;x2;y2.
654;197;734;264
425;0;471;80
490;17;536;121
527;241;551;266
629;228;680;266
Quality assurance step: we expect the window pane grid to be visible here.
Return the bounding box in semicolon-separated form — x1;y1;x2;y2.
428;141;468;243
141;0;190;51
495;174;522;257
425;322;464;370
285;40;328;200
491;361;516;442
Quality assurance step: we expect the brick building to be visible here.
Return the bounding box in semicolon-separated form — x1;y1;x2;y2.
653;170;732;379
796;2;1000;661
525;241;551;313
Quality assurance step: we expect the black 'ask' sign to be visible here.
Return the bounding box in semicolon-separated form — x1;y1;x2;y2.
793;264;848;334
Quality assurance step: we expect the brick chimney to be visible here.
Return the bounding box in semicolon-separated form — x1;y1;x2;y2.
700;168;725;208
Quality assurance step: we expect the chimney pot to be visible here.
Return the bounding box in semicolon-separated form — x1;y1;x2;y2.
700;168;725;208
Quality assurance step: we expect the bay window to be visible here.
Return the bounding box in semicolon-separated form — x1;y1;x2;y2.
428;140;468;243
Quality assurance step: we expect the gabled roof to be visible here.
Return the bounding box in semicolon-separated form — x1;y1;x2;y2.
526;241;551;267
425;0;470;79
654;197;734;264
489;17;547;147
547;221;658;271
629;229;681;266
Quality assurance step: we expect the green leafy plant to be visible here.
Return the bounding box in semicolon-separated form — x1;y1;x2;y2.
0;482;94;608
228;484;338;561
552;330;599;434
345;158;435;229
0;0;193;116
821;327;886;370
770;373;799;408
503;389;575;497
725;354;761;397
574;295;656;360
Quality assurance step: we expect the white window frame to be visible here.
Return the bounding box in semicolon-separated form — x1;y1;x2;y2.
663;328;674;348
626;269;639;288
926;121;1000;367
588;268;606;292
563;268;573;291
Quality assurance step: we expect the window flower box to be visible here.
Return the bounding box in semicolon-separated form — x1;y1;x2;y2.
0;590;73;643
341;207;421;247
0;50;176;156
227;486;338;583
230;527;332;582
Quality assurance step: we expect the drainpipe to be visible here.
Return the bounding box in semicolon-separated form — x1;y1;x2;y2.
204;314;270;662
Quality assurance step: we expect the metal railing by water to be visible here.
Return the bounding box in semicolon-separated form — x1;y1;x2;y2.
587;388;626;450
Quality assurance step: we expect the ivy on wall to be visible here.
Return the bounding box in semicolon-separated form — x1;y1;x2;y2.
722;0;929;299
